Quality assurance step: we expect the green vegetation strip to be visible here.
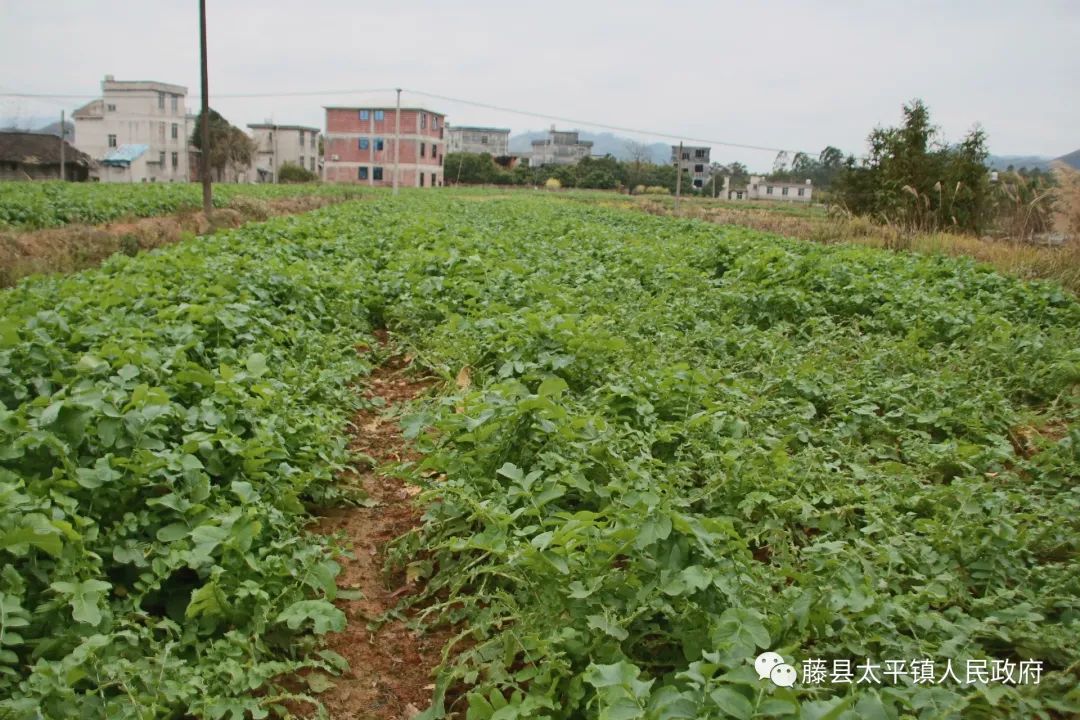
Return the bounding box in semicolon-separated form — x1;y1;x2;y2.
0;181;365;230
1;192;1078;718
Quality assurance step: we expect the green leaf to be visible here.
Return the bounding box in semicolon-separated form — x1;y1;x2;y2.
50;579;111;625
709;687;754;720
276;599;346;634
245;352;268;376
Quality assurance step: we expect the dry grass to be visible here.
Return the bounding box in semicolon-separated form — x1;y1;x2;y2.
0;194;349;287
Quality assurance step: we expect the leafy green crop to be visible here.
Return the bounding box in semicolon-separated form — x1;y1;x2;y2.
1;190;1077;718
0;181;364;230
0;209;383;717
371;195;1079;719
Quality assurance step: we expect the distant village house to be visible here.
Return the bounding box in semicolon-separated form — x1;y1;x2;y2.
672;145;711;188
0;131;90;181
73;75;191;183
529;127;593;167
323;106;445;187
447;125;511;156
725;175;813;202
248;123;321;182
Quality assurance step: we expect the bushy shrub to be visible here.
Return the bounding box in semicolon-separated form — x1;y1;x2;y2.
278;162;318;184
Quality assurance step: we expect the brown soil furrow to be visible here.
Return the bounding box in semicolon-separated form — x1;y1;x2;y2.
314;346;448;720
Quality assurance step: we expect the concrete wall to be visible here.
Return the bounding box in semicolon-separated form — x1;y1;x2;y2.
324;108;444;187
74;78;190;183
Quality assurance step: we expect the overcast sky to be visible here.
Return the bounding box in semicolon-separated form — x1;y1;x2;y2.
1;0;1076;170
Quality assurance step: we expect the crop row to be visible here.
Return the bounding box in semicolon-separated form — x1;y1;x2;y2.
0;181;365;230
1;192;1078;718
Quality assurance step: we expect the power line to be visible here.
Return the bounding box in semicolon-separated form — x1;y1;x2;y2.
0;85;815;157
403;88;795;155
0;87;396;100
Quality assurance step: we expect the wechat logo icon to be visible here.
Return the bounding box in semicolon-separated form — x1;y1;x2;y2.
755;651;797;687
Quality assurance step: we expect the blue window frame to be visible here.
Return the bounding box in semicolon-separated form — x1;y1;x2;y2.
359;138;369;150
358;167;368;180
375;138;384;151
359;110;369;120
374;110;384;121
373;167;383;181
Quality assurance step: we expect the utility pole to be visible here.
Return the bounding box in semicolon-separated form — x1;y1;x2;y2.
59;110;65;181
393;88;401;195
674;141;683;213
199;0;212;217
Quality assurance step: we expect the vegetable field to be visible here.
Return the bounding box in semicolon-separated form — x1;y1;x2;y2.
1;192;1078;719
0;181;363;230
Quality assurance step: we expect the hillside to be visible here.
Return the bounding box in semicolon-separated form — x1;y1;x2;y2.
987;154;1053;171
1056;148;1080;170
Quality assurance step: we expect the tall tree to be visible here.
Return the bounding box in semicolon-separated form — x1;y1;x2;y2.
189;108;256;182
834;100;990;233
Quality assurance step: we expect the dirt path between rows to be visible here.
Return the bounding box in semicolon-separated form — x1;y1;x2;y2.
313;342;450;719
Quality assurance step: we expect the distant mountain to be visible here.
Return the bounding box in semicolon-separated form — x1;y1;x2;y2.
1055;149;1080;170
0;115;60;132
509;130;670;163
35;120;74;139
987;154;1053;171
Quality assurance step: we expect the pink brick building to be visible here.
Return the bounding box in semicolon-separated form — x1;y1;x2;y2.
324;106;445;187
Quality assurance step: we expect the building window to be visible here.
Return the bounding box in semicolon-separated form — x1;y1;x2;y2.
358;166;368;180
420;173;425;187
171;152;178;169
782;187;789;196
694;164;704;173
433;117;439;130
310;134;316;148
681;152;689;160
171;123;178;139
159;151;165;165
360;110;370;120
693;179;703;188
420;142;425;158
420;112;427;129
158;92;165;109
798;188;805;197
106;103;116;112
374;110;384;121
171;95;178;112
359;138;369;150
310;157;315;171
373;166;383;180
767;186;774;195
431;172;436;186
298;131;304;146
375;138;384;151
481;136;488;144
300;156;305;168
695;149;705;158
108;134;117;148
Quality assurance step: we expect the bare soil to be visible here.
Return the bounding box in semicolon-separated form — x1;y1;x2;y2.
313;341;450;719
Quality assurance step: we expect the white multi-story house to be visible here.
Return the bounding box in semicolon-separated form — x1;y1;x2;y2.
73;75;190;182
446;125;511;156
247;123;321;182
